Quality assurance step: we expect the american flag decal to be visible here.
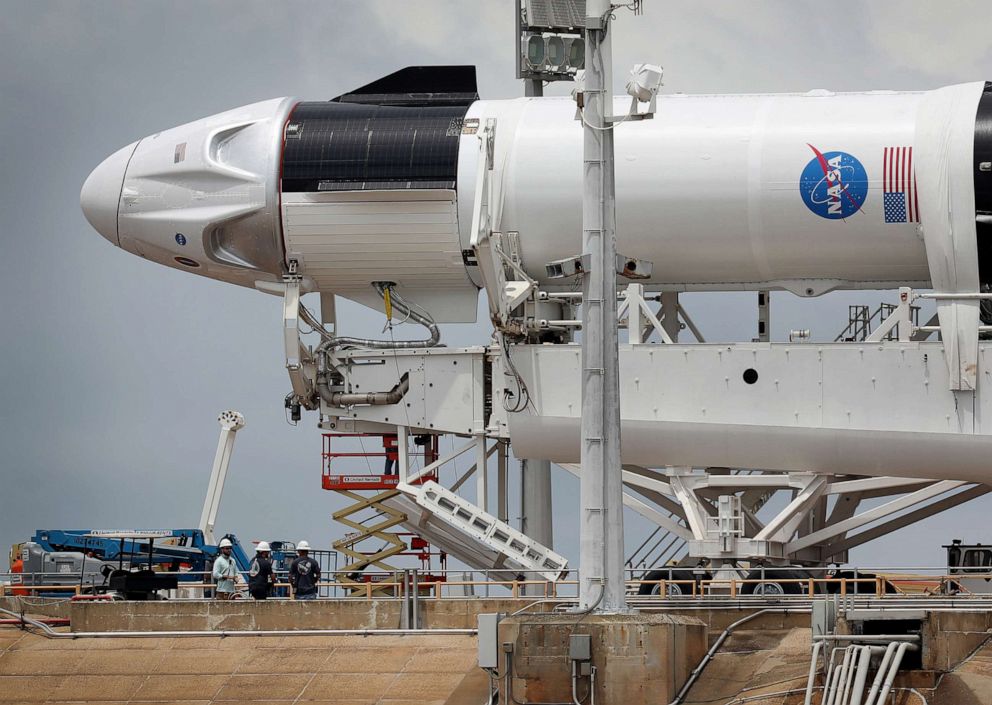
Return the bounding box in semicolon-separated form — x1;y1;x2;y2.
883;146;918;223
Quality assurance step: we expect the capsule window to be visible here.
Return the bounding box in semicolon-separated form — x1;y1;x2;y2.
743;368;759;385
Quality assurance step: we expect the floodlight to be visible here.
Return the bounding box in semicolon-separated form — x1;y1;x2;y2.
566;37;585;70
625;63;664;103
524;34;546;71
546;36;566;70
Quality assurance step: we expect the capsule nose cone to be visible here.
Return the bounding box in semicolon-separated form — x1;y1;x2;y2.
80;141;139;246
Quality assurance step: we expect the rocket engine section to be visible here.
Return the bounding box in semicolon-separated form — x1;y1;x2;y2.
81;68;992;322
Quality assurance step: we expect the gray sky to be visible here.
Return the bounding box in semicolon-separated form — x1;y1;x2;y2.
2;1;992;575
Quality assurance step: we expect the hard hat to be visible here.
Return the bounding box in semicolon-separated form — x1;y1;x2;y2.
218;538;233;548
256;541;271;552
297;540;310;551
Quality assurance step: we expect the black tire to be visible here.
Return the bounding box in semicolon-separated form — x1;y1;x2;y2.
638;569;709;597
741;568;810;596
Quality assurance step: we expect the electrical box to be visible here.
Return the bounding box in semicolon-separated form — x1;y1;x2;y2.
478;613;502;669
812;598;838;637
569;633;591;661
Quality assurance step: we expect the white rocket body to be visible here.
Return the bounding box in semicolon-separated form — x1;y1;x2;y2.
81;77;990;322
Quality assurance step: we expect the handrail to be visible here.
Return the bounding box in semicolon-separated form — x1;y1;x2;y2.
4;573;990;600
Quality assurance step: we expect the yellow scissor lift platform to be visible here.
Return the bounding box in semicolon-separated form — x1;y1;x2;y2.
322;433;441;596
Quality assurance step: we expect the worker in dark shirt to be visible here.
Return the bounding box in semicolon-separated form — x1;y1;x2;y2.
248;542;274;600
289;540;320;600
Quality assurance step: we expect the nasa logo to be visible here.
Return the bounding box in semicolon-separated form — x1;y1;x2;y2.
799;145;868;220
175;233;187;246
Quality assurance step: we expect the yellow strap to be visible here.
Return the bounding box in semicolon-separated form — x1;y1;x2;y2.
383;286;393;321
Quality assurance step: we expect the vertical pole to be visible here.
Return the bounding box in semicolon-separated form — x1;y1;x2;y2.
579;3;626;613
397;426;409;483
661;291;680;343
757;290;770;342
520;457;554;596
497;441;509;522
476;436;489;512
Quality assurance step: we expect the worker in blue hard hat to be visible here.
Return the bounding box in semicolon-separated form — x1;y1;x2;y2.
212;538;238;600
289;540;320;600
248;542;274;600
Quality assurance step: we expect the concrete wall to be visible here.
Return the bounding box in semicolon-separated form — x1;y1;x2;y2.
0;627;488;704
70;598;552;633
0;597;71;619
498;613;708;705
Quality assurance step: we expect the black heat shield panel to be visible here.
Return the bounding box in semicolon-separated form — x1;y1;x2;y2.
281;101;470;192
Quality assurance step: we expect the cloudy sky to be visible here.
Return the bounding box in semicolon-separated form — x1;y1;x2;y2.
2;1;992;578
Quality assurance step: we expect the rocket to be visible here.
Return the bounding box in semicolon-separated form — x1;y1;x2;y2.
81;66;992;322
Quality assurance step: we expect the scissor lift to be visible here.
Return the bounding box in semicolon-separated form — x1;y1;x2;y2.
323;433;441;595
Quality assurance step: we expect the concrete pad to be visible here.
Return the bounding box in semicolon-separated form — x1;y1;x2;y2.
442;668;491;705
322;646;416;673
301;673;398;700
382;672;466;700
153;649;247;675
403;647;478;673
0;650;85;675
131;674;228;701
49;674;145;701
213;673;310;700
237;646;331;673
74;649;164;675
11;636;175;650
0;675;64;701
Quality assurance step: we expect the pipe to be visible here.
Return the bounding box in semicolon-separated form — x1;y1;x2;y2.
820;646;846;703
0;617;69;626
0;605;474;640
871;642;914;705
803;640;824;705
669;608;809;705
848;645;879;705
319;373;410;407
813;634;919;642
825;646;854;705
316;282;440;354
862;642;899;705
839;646;870;705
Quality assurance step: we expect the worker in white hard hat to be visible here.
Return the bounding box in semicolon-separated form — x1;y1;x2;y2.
211;537;238;600
289;540;320;600
248;541;274;600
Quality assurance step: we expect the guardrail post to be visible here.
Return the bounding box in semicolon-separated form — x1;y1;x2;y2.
808;578;814;597
730;578;737;598
876;576;883;598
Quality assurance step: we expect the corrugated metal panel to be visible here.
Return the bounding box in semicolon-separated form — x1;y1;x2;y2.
282;191;471;293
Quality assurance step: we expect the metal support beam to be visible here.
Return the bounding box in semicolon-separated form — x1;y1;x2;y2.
520;458;554;545
578;3;626;612
787;480;966;553
661;291;680;342
822;485;990;556
561;464;692;540
476;436;489;511
757;290;770;342
755;475;828;542
497;441;509;522
397;426;409;484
